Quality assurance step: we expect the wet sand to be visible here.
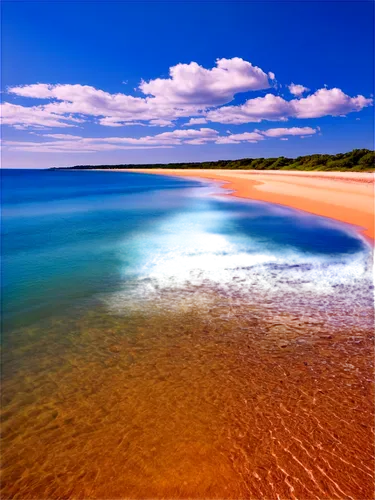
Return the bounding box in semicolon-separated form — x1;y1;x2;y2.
128;169;374;242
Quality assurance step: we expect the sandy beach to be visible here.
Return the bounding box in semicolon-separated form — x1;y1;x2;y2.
129;169;375;242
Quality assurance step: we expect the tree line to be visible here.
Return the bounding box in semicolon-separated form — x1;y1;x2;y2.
54;148;374;172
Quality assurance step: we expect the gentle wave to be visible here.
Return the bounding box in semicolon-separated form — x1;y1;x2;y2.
152;258;374;290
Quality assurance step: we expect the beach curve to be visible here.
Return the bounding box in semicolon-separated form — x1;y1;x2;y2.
126;169;375;243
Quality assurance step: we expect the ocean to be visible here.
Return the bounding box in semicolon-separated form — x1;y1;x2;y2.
1;169;374;498
2;169;372;331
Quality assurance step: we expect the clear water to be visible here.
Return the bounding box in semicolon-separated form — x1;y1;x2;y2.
1;169;374;499
2;169;372;331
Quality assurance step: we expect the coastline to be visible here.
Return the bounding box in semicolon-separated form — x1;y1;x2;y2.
122;169;374;244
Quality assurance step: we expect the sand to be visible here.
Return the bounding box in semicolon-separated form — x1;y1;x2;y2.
128;169;375;243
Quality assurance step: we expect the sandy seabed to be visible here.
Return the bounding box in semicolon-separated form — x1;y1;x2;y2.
1;289;374;499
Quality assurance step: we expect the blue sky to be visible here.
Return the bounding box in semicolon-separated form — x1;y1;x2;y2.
2;0;374;168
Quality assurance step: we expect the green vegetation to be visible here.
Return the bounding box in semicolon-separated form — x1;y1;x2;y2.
54;148;374;172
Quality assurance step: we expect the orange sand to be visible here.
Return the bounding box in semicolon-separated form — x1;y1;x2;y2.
130;169;374;243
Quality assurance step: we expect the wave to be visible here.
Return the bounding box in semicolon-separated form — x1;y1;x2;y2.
151;257;374;290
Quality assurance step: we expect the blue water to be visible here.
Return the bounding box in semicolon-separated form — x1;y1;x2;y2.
1;169;372;332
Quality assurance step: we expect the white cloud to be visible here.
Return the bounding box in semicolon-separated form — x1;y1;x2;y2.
6;83;193;128
215;131;265;144
139;57;271;106
183;117;208;126
149;119;174;127
206;94;291;124
214;127;315;144
3;136;174;153
3;57;371;134
98;117;128;127
214;137;240;145
7;83;56;99
5;58;271;130
288;83;309;96
2;126;318;153
7;144;171;153
261;126;317;137
1;102;81;128
2;128;220;153
98;117;146;127
43;133;83;139
206;88;372;124
137;127;219;144
185;138;214;145
292;88;372;118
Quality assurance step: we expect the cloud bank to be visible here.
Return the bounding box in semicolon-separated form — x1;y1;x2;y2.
3;127;319;153
205;88;372;124
2;57;371;132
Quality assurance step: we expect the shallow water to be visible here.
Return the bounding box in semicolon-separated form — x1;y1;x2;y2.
1;170;374;498
2;294;374;499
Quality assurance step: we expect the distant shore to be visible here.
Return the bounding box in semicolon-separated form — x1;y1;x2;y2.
123;169;375;243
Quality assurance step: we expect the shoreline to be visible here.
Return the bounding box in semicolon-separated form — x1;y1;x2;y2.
121;169;374;244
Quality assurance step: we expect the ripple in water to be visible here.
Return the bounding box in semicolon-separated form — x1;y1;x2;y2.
1;291;374;499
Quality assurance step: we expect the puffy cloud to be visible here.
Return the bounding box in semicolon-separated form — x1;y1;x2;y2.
261;126;317;137
183;117;208;126
7;83;56;99
147;128;219;145
206;94;292;124
139;57;271;106
149;119;174;127
5;58;271;130
6;83;194;128
206;88;372;124
98;117;128;127
292;87;372;118
1;102;81;128
214;137;239;145
216;131;265;144
288;83;309;96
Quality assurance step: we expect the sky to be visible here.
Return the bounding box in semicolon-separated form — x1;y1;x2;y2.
1;0;374;168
